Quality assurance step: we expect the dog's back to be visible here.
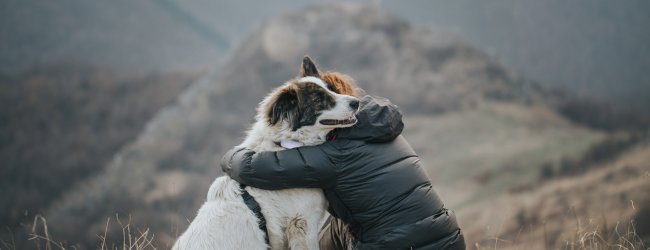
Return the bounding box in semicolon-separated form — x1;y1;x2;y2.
172;177;268;250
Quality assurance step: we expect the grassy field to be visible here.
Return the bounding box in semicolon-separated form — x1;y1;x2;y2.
403;101;606;207
463;144;650;249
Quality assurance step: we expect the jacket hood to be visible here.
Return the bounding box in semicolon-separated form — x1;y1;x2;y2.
336;95;404;143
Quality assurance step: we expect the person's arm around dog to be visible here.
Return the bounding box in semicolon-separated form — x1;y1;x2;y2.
221;144;338;189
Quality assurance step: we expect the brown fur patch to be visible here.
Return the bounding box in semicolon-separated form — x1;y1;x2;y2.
321;71;359;97
265;85;299;126
264;81;338;130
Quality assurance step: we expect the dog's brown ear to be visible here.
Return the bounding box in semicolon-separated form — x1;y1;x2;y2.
300;55;320;78
321;71;359;97
267;86;300;129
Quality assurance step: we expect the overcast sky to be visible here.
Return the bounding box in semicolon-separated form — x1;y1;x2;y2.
1;0;648;110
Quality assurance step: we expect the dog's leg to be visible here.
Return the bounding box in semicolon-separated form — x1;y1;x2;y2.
267;221;287;250
305;214;325;250
286;216;310;250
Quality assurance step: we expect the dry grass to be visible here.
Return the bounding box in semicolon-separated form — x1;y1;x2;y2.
562;219;646;250
11;212;646;250
474;214;648;250
16;214;156;250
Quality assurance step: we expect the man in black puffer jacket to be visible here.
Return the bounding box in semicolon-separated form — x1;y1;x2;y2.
221;95;465;250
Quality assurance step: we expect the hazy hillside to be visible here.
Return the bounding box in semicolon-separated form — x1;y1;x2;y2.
403;103;606;206
2;3;646;249
0;65;199;248
463;143;650;249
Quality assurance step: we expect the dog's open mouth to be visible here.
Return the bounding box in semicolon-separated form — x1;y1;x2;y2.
320;117;357;126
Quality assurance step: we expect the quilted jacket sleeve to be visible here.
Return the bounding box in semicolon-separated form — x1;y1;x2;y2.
220;145;338;190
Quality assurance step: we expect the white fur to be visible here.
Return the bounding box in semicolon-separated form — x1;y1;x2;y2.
173;80;359;250
280;140;303;149
298;76;328;89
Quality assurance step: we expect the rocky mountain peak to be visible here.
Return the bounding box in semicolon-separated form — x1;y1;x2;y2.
221;3;544;115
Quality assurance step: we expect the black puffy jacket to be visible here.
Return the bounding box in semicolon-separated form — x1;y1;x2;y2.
221;95;465;250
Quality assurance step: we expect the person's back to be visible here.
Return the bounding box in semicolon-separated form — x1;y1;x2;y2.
320;135;462;249
222;95;465;249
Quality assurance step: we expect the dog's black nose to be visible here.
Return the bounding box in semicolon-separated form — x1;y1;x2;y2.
349;100;360;110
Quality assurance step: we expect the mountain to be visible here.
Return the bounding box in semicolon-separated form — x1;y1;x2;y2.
0;64;200;248
383;1;650;114
8;3;644;248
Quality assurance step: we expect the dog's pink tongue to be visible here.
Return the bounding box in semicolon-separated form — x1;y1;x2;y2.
280;140;304;149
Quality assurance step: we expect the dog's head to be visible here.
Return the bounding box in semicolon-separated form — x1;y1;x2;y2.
264;56;360;132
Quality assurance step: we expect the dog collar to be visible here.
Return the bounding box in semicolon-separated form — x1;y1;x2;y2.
327;130;338;141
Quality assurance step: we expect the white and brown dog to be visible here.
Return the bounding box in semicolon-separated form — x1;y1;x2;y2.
173;56;359;250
